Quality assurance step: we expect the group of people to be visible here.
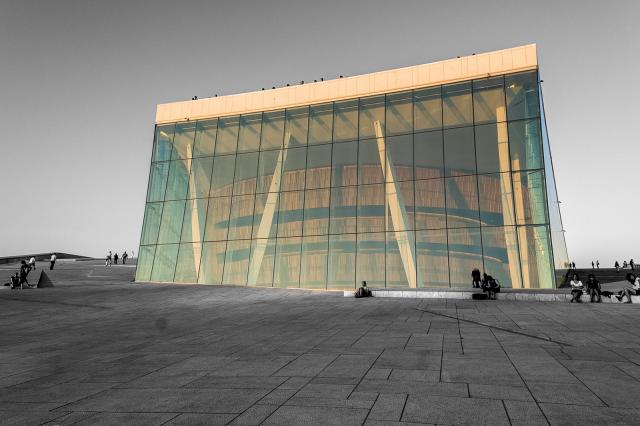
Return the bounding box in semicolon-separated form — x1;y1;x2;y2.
105;250;128;266
570;272;640;303
8;254;57;289
471;268;501;299
614;259;635;272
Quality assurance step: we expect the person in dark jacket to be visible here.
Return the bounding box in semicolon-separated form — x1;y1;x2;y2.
586;274;601;303
481;273;500;300
355;281;372;298
471;268;481;289
19;261;30;289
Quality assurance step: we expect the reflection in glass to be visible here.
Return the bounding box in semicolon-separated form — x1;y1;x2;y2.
233;152;258;195
209;155;235;197
227;195;255;240
505;70;540;120
222;240;250;285
473;76;505;124
281;147;307;191
518;225;553;289
172;122;196;160
508;119;542;171
478;173;515;226
387;134;413;182
215;116;239;155
448;227;482;287
180;198;208;242
274;237;301;288
140;202;163;245
174;242;202;283
446;175;480;228
193;119;217;158
414;87;442;131
187;157;213;199
164;159;191;200
252;192;279;239
152;124;174;162
261;110;285;150
328;234;356;289
359;96;385;139
481;226;521;288
157;200;186;244
357;184;385;233
204;196;230;241
443;82;472;127
306;144;331;189
198;241;226;284
300;235;328;289
308;103;333;145
356;232;385;288
415;179;446;230
331;141;357;187
147;162;170;202
414;131;444;180
135;245;156;282
151;244;179;282
330;186;357;234
238;113;262;152
386;91;412;136
513;170;547;225
333;100;358;142
277;190;304;237
303;188;330;236
417;229;449;287
444;127;475;177
387;180;414;232
358;138;383;184
257;149;280;193
248;238;275;287
475;123;509;174
285;107;309;146
386;231;416;288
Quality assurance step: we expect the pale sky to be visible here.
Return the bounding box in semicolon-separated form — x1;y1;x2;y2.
1;0;638;267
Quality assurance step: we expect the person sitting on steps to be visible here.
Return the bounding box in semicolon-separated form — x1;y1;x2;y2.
586;274;602;303
569;273;584;303
481;273;500;300
615;273;640;303
355;281;372;298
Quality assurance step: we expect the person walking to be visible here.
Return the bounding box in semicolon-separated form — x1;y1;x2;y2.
29;257;36;270
615;261;620;272
591;261;595;269
596;260;600;269
106;251;112;267
49;253;57;270
631;259;635;271
122;251;128;264
569;273;584;303
19;261;30;289
113;252;119;265
586;274;602;303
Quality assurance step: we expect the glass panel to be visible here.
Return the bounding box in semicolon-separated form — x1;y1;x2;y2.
328;234;356;289
215;116;239;155
415;179;446;230
247;238;276;287
285;107;309;147
443;82;472;127
333;99;358;142
252;192;279;239
277;190;304;237
386;231;416;288
174;242;202;283
329;186;357;234
204;196;231;241
508;119;543;171
227;195;255;240
446;175;480;228
147;161;170;202
356;232;385;288
518;225;553;289
308;103;333;145
478;173;515;226
358;138;384;184
222;239;250;285
481;226;522;289
193;119;217;158
306;144;332;189
172;122;196;160
414;87;442;131
187;157;213;199
150;244;179;282
386;180;414;232
387;134;413;182
180;198;208;242
281;147;307;191
165;159;191;201
152;124;174;162
359;96;385;139
274;236;301;288
444;127;475;177
233;152;259;196
416;229;449;287
303;188;330;236
331;141;357;187
475;123;510;175
238;113;262;153
256;149;281;193
505;70;540;120
473;76;505;124
414;131;444;180
513;170;547;225
135;245;156;282
198;241;227;284
140;202;163;245
386;91;412;136
210;154;235;197
261;110;285;150
357;184;385;233
157;200;186;244
447;227;483;287
300;235;328;289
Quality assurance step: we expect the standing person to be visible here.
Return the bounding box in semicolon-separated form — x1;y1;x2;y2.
122;251;128;264
623;261;628;269
49;253;57;270
631;259;635;271
29;256;36;270
615;273;640;303
19;261;30;289
106;251;112;267
591;261;595;269
615;261;620;272
596;260;600;269
113;252;119;265
471;268;482;289
569;273;584;303
586;274;602;303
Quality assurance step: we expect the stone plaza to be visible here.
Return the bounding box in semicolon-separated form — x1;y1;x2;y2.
1;260;640;425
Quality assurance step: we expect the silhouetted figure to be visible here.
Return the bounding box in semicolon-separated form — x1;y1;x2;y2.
591;261;594;269
10;273;19;289
114;252;119;265
615;273;640;303
615;261;620;272
122;251;128;264
471;268;481;289
355;281;372;298
569;273;584;303
49;253;57;270
586;274;601;303
106;251;112;267
596;260;600;269
29;257;36;270
623;261;628;269
481;273;500;300
631;259;635;271
19;261;30;289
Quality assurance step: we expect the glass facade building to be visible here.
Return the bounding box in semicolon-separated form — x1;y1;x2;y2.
137;45;568;289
